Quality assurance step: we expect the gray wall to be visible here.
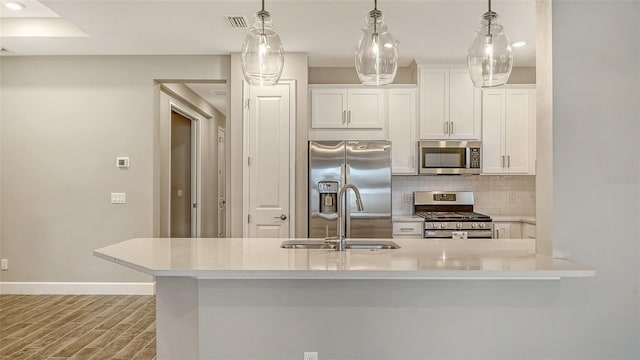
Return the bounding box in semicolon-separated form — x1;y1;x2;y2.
0;55;230;282
309;66;535;84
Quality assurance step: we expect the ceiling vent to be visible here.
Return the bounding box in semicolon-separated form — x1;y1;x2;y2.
225;16;248;29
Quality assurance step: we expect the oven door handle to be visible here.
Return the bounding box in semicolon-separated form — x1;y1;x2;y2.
424;229;493;239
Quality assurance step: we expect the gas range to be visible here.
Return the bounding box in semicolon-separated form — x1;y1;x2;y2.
413;191;493;239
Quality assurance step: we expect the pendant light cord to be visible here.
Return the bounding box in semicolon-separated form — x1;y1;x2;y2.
261;0;265;35
373;0;378;35
487;0;492;37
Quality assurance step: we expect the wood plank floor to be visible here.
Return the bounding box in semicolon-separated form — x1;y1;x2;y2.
0;295;156;360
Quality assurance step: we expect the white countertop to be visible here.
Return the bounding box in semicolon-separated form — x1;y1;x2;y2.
392;215;424;222
491;215;536;224
94;238;594;280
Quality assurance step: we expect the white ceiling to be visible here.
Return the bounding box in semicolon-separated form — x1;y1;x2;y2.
0;0;536;67
0;0;536;114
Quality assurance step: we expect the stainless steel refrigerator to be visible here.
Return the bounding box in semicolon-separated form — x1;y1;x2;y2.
308;140;392;238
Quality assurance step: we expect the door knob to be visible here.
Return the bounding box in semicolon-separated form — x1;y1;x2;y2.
275;214;287;220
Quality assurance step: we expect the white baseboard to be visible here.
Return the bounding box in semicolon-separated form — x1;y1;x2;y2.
0;282;156;295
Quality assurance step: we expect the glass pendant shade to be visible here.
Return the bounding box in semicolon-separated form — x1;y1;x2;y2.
467;11;513;87
355;9;398;86
241;11;284;86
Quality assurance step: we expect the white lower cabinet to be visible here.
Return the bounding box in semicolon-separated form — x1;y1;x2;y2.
392;221;423;239
388;88;418;174
493;222;522;239
522;223;536;239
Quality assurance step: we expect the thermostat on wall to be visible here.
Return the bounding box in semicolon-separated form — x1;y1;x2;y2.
116;157;130;168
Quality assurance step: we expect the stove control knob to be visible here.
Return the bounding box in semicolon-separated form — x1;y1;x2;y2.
472;223;478;229
479;223;486;228
456;223;462;228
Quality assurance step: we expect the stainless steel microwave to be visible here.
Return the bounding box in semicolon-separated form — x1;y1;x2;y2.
419;140;482;175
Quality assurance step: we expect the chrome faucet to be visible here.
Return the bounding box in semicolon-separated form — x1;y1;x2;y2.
326;183;364;251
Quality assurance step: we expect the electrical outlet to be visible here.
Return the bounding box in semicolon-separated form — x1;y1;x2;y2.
508;191;517;203
111;192;126;204
1;259;8;271
304;352;318;360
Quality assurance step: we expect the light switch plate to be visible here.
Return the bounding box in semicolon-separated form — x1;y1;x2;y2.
1;259;8;271
303;352;318;360
116;157;130;168
111;192;126;204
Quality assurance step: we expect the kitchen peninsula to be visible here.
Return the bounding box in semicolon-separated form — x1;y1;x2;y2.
95;238;594;359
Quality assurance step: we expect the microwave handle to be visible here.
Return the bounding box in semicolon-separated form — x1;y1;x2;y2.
465;147;471;168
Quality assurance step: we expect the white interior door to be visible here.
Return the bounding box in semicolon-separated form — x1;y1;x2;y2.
217;128;226;238
248;83;292;238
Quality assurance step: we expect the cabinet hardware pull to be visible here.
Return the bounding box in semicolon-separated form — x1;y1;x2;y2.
400;228;413;231
348;110;351;124
342;110;346;124
507;155;511;167
501;155;505;168
496;229;500;238
450;121;454;134
443;122;448;134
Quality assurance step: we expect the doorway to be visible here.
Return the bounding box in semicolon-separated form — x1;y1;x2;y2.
159;84;227;239
170;110;198;237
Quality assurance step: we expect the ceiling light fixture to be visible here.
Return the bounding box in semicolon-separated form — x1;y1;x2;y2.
5;1;26;10
512;41;527;48
355;0;398;86
240;0;284;86
467;0;513;88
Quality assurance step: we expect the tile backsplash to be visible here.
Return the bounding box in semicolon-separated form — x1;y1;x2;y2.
392;175;536;216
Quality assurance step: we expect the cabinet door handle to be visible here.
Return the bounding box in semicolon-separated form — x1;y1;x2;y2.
507;155;511;168
443;122;448;135
496;229;500;239
450;121;454;134
342;110;346;124
501;155;505;168
400;228;414;232
348;110;351;124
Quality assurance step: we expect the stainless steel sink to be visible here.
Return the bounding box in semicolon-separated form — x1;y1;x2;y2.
280;240;400;250
280;240;334;249
344;240;400;250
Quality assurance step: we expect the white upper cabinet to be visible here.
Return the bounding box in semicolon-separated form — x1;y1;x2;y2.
388;88;418;175
310;88;348;128
482;87;536;175
416;65;481;140
310;87;384;129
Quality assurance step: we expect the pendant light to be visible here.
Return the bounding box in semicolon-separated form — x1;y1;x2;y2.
240;0;284;86
467;0;513;88
355;0;398;86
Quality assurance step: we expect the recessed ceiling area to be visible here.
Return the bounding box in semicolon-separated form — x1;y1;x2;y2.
0;0;536;67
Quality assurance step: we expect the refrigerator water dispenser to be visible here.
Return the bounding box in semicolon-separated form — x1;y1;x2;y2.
318;181;339;214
